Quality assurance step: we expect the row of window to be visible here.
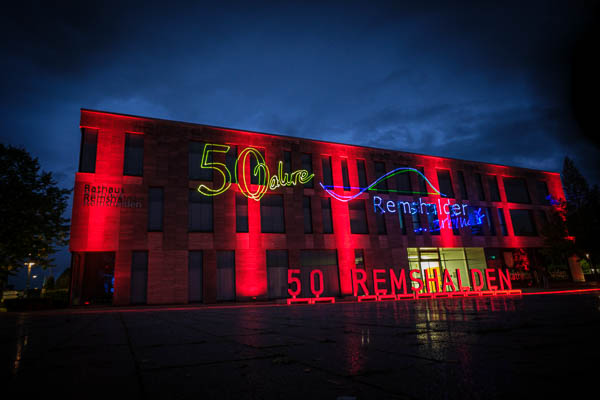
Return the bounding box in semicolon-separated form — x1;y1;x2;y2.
149;188;545;237
346;200;542;237
80;130;144;177
79;130;553;205
129;249;340;303
129;246;517;303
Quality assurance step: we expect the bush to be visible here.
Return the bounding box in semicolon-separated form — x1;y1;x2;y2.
3;289;69;311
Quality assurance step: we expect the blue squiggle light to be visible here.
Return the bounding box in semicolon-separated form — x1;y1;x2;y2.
320;167;446;202
546;194;560;206
419;209;485;233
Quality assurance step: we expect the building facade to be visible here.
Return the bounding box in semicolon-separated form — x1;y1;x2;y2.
70;109;566;305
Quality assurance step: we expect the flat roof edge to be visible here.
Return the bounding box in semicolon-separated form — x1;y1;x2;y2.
80;108;561;176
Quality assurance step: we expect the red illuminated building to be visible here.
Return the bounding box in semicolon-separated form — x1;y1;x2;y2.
70;109;570;305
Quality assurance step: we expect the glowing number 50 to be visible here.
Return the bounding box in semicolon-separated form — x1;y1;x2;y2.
197;144;269;201
287;269;325;299
235;147;269;201
197;144;232;197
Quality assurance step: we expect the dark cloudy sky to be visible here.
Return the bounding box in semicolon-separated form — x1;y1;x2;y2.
2;1;599;281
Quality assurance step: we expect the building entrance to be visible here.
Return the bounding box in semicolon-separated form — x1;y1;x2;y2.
408;247;487;292
70;252;115;305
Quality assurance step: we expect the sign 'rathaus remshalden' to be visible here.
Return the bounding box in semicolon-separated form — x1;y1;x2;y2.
82;184;142;208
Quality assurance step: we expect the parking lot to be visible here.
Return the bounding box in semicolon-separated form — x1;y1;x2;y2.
3;292;600;399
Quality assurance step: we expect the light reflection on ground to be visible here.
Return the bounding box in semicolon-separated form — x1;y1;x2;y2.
3;293;600;399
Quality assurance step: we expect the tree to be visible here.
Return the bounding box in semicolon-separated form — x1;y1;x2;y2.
55;267;71;289
541;157;600;277
562;157;590;210
0;144;71;291
539;198;575;272
43;276;55;290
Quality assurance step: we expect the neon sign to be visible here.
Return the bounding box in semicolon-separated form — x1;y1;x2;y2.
197;144;313;201
320;167;442;202
320;166;485;233
373;195;485;233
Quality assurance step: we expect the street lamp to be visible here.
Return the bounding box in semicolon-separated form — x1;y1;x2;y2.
586;253;597;281
25;261;35;297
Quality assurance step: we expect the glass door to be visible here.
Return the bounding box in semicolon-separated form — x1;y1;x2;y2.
418;248;442;293
420;261;443;293
71;251;115;305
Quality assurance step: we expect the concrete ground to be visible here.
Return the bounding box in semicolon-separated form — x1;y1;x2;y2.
2;292;600;399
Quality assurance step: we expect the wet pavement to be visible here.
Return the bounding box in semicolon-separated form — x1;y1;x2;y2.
3;292;600;399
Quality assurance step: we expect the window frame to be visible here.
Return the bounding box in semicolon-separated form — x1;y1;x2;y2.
123;132;144;177
147;187;164;232
78;128;98;173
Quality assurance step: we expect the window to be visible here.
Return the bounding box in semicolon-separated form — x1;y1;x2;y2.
488;176;501;202
437;170;454;198
321;198;333;233
188;251;203;302
536;209;548;233
322;157;333;187
130;251;148;304
395;165;412;195
353;249;368;295
354;249;365;268
73;252;114;305
376;209;387;234
300;250;340;297
283;151;292;174
504;177;531;203
303;196;312;233
475;173;485;201
470;222;483;236
267;250;288;299
510;209;537;236
79;128;97;173
374;162;387;193
189;142;212;181
438;248;469;290
416;167;427;195
236;193;248;232
261;194;285;233
250;148;266;185
301;154;313;188
411;212;422;235
536;180;550;205
189;189;213;232
216;251;235;301
349;200;368;234
226;145;237;183
267;250;288;269
356;160;367;189
148;187;163;231
447;202;460;235
398;212;407;234
497;208;508;236
451;212;460;235
341;159;350;191
485;207;496;235
465;248;488;290
427;212;439;235
467;206;483;236
456;171;468;199
123;133;144;176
